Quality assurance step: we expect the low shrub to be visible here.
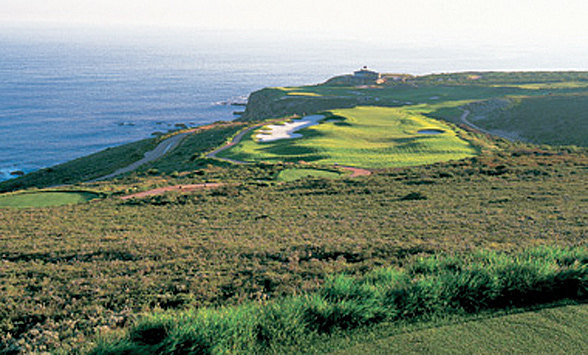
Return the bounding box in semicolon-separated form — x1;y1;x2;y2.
400;192;427;201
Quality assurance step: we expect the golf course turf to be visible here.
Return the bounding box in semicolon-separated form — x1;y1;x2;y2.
219;106;477;168
276;168;345;182
0;191;102;208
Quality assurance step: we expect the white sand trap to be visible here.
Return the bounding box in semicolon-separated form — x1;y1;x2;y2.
256;115;324;142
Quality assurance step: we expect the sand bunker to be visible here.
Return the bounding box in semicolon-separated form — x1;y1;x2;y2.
256;115;324;142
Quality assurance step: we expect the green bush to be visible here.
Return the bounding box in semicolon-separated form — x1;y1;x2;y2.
400;192;427;201
91;246;588;354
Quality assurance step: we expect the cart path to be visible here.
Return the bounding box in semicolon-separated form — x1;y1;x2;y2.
90;123;242;182
205;119;289;164
90;133;189;182
459;108;524;142
120;183;226;200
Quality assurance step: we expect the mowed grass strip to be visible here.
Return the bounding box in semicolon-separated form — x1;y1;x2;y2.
219;106;477;168
335;304;588;354
276;168;345;182
0;191;101;208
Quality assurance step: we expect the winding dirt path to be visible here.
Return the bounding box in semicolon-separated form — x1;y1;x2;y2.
459;108;522;142
120;183;225;200
338;166;372;177
460;109;490;135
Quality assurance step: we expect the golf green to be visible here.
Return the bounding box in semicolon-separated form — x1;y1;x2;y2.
0;191;102;208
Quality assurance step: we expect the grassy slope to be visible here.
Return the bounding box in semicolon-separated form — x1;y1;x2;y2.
470;94;588;147
0;138;159;192
0;125;242;196
219;106;477;168
234;72;588;170
135;124;245;174
2;148;587;352
334;304;588;354
0;191;101;208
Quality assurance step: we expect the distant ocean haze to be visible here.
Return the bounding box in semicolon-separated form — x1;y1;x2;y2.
1;25;586;181
0;28;277;180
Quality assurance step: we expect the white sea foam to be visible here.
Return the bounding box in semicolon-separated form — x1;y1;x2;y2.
0;167;22;182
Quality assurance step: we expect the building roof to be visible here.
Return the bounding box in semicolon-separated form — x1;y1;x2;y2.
355;66;378;74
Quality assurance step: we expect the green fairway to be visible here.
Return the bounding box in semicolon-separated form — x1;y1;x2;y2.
219;106;477;168
276;168;345;182
0;191;102;208
334;304;588;354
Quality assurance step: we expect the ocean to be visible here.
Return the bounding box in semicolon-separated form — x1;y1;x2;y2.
1;25;586;181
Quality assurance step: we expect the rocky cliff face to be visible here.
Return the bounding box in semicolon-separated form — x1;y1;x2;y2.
239;88;359;122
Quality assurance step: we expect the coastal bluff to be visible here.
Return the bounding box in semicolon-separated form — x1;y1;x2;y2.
239;68;414;122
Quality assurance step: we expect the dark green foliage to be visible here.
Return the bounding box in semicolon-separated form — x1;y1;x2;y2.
400;192;427;200
128;321;169;346
403;249;588;313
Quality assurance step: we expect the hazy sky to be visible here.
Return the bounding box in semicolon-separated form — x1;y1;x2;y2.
2;0;587;46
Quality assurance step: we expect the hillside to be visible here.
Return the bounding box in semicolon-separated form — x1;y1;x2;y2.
1;71;588;353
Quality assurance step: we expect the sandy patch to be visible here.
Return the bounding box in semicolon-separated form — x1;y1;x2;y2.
337;166;372;177
256;115;324;142
120;183;225;200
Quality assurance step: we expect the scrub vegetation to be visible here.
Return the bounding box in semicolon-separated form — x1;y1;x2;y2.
1;71;588;353
2;145;587;353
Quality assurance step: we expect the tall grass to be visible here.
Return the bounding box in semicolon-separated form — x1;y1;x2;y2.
91;246;588;354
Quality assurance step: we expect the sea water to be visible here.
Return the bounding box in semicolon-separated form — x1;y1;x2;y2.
1;25;586;181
